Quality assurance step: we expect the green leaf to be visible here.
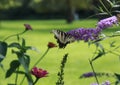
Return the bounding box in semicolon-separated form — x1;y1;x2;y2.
18;55;28;72
6;60;20;78
95;42;105;53
8;42;21;49
92;50;105;61
92;43;105;61
8;84;16;85
14;71;25;74
0;63;4;70
25;46;33;50
115;81;120;85
24;55;30;68
110;41;116;47
115;73;120;84
115;73;120;81
17;35;20;41
17;53;33;84
0;41;7;62
22;38;25;47
98;6;104;12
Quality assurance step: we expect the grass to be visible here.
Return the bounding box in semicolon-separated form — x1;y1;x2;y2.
0;19;120;85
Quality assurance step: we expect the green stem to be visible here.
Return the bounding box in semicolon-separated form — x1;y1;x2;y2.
93;34;120;43
15;67;19;85
33;78;39;85
89;59;99;84
99;0;112;16
3;30;26;42
33;48;50;67
20;75;25;85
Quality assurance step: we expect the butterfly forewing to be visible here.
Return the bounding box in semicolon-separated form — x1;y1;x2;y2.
52;30;75;48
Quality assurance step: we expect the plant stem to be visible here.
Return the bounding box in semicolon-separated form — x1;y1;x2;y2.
89;59;99;84
15;67;19;85
33;78;39;85
3;30;26;42
20;75;25;85
93;34;120;43
33;48;50;67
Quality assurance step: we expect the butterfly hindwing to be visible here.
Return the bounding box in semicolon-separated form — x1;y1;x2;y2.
52;30;75;48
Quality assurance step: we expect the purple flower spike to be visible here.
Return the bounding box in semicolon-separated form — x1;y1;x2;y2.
67;28;100;42
80;72;95;78
97;16;118;30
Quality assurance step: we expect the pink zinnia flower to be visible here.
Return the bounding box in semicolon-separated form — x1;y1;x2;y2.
31;67;48;78
24;24;32;30
47;42;57;48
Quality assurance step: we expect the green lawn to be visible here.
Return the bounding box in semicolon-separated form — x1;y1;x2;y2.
0;19;120;85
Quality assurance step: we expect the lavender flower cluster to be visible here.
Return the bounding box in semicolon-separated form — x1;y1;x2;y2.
97;16;118;30
67;16;118;42
67;28;101;42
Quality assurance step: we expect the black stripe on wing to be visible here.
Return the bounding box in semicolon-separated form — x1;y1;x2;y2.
52;30;75;48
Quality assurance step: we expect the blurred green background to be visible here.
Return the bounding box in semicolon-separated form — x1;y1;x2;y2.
0;0;120;85
0;20;120;85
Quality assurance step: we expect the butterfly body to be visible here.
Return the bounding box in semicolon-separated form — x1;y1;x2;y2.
52;30;75;48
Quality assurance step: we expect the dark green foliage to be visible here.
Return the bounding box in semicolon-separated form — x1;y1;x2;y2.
6;60;20;78
115;73;120;81
0;41;7;62
114;73;120;85
8;42;21;49
8;38;32;53
10;39;33;84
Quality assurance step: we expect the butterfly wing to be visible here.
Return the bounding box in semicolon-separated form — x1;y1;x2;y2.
52;30;75;48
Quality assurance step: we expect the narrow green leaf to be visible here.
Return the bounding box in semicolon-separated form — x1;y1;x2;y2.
8;42;21;49
0;63;4;70
98;6;104;12
22;38;25;47
6;60;20;78
92;42;105;61
17;35;20;41
95;42;105;53
14;71;25;74
92;50;105;61
25;46;33;50
110;41;116;47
